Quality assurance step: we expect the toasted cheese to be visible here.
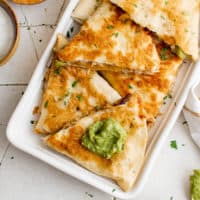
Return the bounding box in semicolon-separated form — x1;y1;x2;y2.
111;0;200;60
72;0;101;24
35;64;120;134
101;46;182;120
57;1;165;74
45;93;148;191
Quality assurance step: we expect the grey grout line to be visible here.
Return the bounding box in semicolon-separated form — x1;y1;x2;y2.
55;0;67;24
20;24;56;28
0;83;28;86
20;6;39;61
0;144;10;166
0;123;7;126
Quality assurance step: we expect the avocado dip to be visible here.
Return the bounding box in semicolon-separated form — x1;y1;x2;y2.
81;118;127;159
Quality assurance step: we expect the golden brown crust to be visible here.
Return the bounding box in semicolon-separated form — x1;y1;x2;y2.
57;1;163;74
111;0;199;60
35;64;120;134
45;93;148;191
101;50;182;120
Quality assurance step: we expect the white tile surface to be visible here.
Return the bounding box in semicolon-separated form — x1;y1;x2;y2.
0;1;199;200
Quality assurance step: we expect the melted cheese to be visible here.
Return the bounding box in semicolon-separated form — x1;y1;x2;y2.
35;64;120;134
101;52;182;121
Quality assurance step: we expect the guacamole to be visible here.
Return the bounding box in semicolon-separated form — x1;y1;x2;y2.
173;46;188;59
81;118;127;159
190;169;200;200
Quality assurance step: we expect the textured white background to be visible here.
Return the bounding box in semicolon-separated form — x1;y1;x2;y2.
0;1;200;200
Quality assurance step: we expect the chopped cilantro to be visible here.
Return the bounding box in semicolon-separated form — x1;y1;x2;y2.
168;93;172;99
163;95;168;100
112;188;116;193
76;94;83;101
72;80;79;87
133;3;138;8
44;100;49;108
160;15;165;20
54;67;62;75
128;84;133;89
107;25;114;29
170;196;173;200
95;105;102;111
170;140;178;150
112;32;119;37
160;47;171;60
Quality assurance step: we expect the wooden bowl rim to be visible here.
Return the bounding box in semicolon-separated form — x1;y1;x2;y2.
0;0;20;66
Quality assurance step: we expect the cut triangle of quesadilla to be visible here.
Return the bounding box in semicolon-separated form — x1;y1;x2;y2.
111;0;200;60
45;93;148;191
71;0;101;24
101;44;183;122
35;62;121;134
57;1;165;74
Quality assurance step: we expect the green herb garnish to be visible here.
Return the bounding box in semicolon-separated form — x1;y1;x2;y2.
128;84;133;89
133;3;138;8
44;100;49;108
76;94;83;101
160;47;171;60
112;32;119;38
170;140;178;150
107;25;114;29
72;80;79;87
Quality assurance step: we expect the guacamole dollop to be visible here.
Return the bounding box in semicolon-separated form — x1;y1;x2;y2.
190;169;200;200
81;118;127;159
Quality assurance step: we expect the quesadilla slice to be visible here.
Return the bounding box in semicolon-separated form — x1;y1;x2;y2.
72;0;101;24
111;0;200;60
57;1;163;74
45;93;148;191
101;45;183;121
35;62;121;134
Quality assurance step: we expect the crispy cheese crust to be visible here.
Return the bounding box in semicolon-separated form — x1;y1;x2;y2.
111;0;200;60
45;93;148;191
101;47;182;120
35;65;120;134
57;1;164;74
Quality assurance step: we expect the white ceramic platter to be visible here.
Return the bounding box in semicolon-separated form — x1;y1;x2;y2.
6;0;200;199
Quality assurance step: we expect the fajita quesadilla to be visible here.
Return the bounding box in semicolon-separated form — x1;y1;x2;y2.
111;0;200;60
57;1;167;74
45;93;148;191
35;62;120;134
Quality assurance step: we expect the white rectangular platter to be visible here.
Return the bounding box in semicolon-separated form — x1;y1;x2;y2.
6;0;200;199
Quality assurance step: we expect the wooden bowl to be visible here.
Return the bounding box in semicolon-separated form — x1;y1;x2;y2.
11;0;45;5
0;0;19;66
